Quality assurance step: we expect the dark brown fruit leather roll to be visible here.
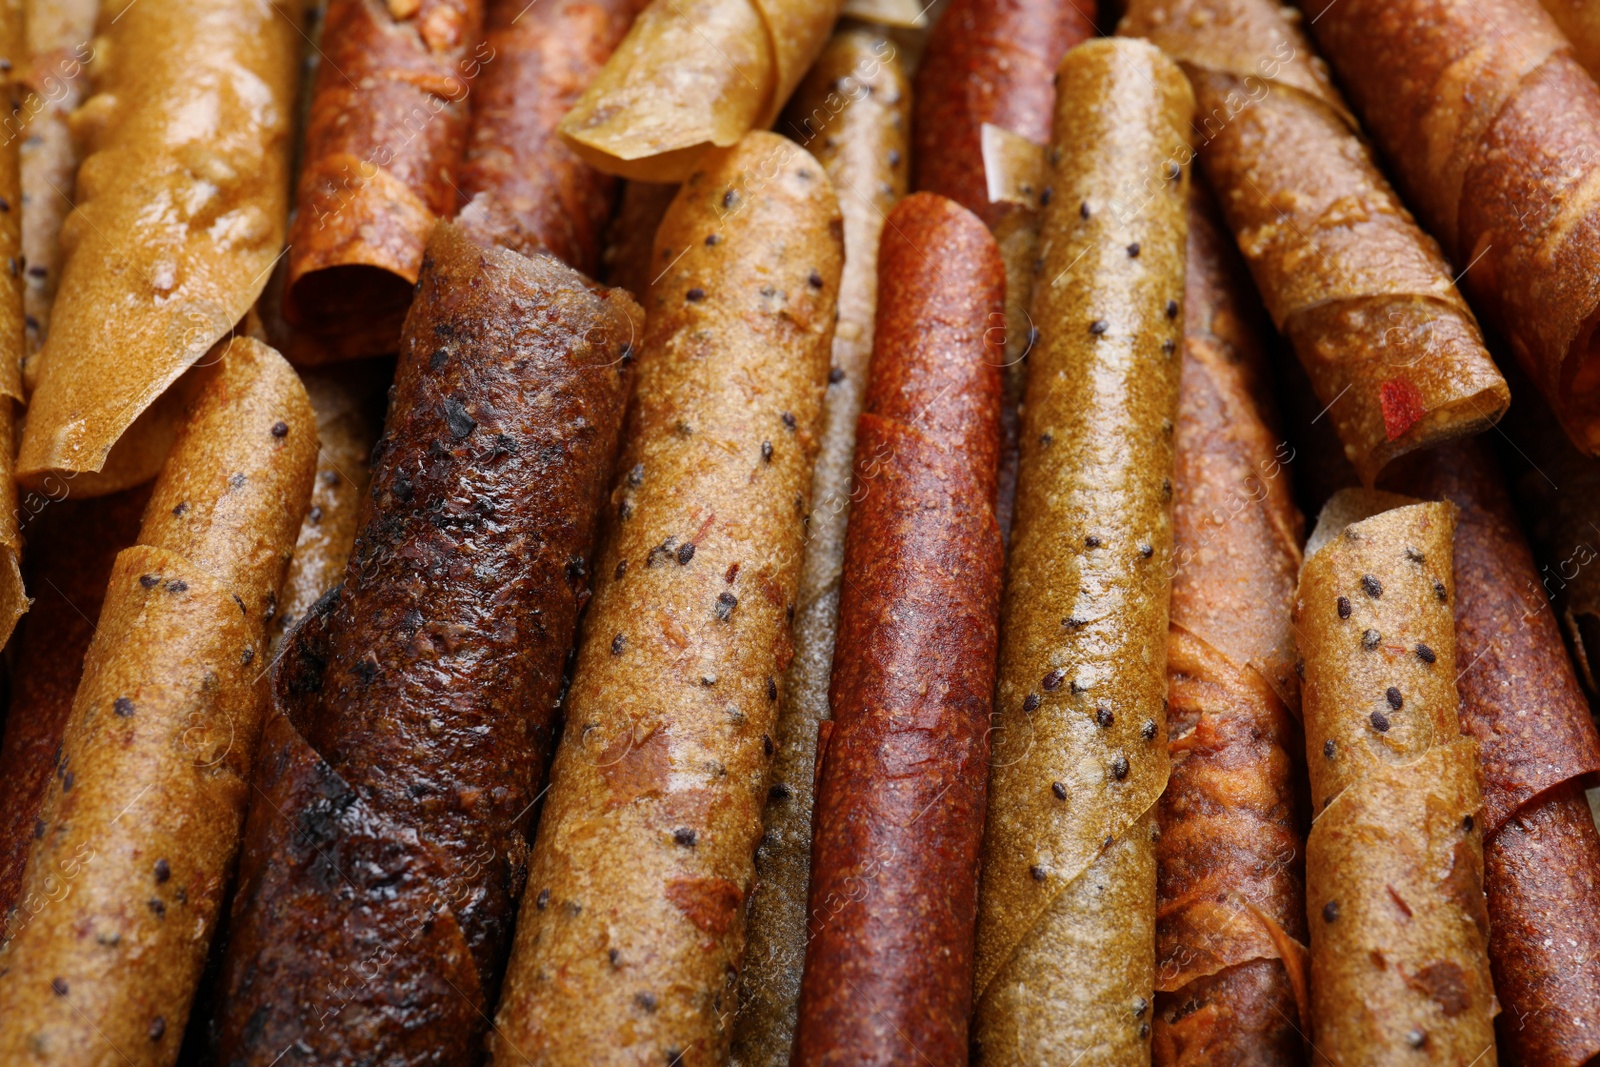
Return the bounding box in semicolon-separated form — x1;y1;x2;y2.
911;0;1095;540
790;191;1004;1067
281;0;487;358
1153;181;1309;1065
211;221;642;1065
455;0;646;270
1393;438;1600;1067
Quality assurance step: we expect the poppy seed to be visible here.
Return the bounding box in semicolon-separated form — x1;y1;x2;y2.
1362;629;1381;650
1405;546;1425;564
271;421;289;438
714;592;738;621
1023;693;1041;713
611;634;625;656
677;542;695;565
761;441;773;463
1094;705;1114;728
1030;865;1048;882
1463;814;1474;832
1370;710;1391;732
1042;669;1066;691
1141;720;1157;741
1434;580;1448;602
114;697;135;718
781;412;797;431
1322;900;1339;922
1386;687;1403;709
1126;243;1141;257
1052;782;1067;800
673;828;697;847
686;288;705;302
1337;596;1351;619
1324;739;1336;759
1111;754;1130;780
1361;575;1383;598
767;677;778;701
1415;644;1436;664
1089;319;1109;335
1166;299;1179;318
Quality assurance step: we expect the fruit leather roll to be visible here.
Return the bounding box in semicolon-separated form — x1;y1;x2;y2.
911;0;1094;538
1540;0;1600;78
732;26;909;1065
279;0;486;359
0;0;28;637
972;39;1190;1067
210;222;641;1065
0;485;150;929
0;337;316;1066
455;0;644;271
601;179;677;299
1120;0;1509;486
16;0;298;495
557;0;842;181
1300;0;1600;455
1294;492;1497;1064
791;192;1003;1067
19;0;96;363
265;360;389;650
488;131;843;1066
1152;181;1309;1065
1393;439;1600;1067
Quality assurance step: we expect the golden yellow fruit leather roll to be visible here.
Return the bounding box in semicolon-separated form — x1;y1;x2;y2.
16;0;297;495
0;337;315;1067
972;37;1191;1067
1294;491;1497;1064
558;0;842;180
488;129;842;1066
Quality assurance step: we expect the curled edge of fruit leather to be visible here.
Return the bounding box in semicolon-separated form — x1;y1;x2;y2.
454;0;645;271
267;359;390;650
557;0;843;182
0;336;316;1067
971;37;1191;1066
0;484;150;928
1295;492;1499;1065
211;222;642;1067
16;0;298;495
486;131;842;1067
1298;0;1600;458
788;191;1004;1067
1151;179;1309;1064
731;27;909;1067
280;0;487;357
1392;438;1600;1067
911;0;1094;540
1119;0;1507;488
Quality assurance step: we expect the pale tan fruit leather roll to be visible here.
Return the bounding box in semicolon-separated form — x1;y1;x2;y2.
731;25;909;1067
558;0;843;181
0;337;315;1067
16;0;298;496
971;37;1192;1067
1294;492;1498;1065
488;130;843;1066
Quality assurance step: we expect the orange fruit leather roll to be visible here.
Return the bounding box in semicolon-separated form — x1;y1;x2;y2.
454;0;646;270
1294;493;1498;1064
971;38;1190;1067
731;26;909;1066
487;131;842;1067
557;0;843;181
279;0;486;359
1119;0;1508;487
209;222;640;1066
1392;439;1600;1067
1151;180;1309;1065
18;0;97;365
911;0;1094;539
0;338;316;1067
1300;0;1600;456
16;0;299;496
789;191;1004;1067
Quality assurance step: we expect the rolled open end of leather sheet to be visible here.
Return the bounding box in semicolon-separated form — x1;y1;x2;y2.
557;0;843;181
1120;0;1509;487
1294;492;1498;1064
972;37;1192;1067
1301;0;1600;457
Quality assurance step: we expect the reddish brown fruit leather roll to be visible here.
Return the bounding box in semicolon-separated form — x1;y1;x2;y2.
211;222;641;1065
281;0;487;357
455;0;645;270
1154;182;1309;1065
790;191;1004;1067
1395;438;1600;1067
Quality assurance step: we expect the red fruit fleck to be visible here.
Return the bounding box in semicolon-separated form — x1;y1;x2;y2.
1380;378;1426;441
